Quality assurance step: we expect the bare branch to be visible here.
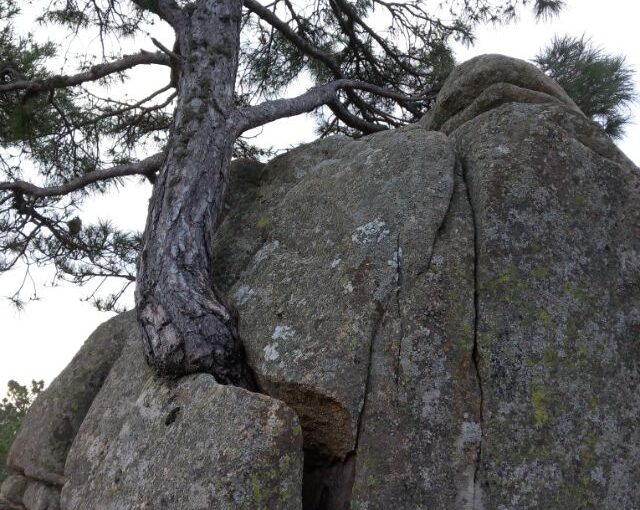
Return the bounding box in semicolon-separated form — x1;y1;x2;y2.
328;99;387;133
0;51;171;93
234;78;422;134
242;0;409;129
0;153;164;198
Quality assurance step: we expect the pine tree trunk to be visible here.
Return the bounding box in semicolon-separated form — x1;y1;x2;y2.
135;0;255;388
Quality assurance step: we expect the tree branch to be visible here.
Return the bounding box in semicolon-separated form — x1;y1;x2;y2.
328;99;387;133
0;51;171;93
233;79;421;134
243;0;341;75
243;0;392;129
0;153;164;198
130;0;186;30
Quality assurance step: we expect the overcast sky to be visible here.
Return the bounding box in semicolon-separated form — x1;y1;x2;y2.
1;0;639;396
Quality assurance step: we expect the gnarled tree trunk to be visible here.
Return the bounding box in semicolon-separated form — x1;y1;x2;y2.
135;0;255;389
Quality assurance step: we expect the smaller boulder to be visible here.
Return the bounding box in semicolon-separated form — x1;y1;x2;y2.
22;482;59;510
62;373;303;510
421;54;583;132
0;474;27;505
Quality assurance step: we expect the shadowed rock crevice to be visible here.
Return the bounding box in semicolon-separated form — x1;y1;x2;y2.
393;233;404;384
298;301;386;510
461;155;485;510
302;452;356;510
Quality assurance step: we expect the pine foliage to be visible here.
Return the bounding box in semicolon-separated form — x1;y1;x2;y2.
535;35;637;139
0;379;43;482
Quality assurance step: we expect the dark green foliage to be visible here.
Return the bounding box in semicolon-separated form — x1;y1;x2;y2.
0;379;44;482
0;1;171;309
535;35;637;138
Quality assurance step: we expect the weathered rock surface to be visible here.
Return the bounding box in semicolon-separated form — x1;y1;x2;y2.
1;312;134;510
4;53;640;509
0;475;27;506
21;482;59;510
209;126;489;508
454;101;640;508
62;371;302;510
7;311;133;487
215;127;457;468
420;53;583;132
0;496;22;510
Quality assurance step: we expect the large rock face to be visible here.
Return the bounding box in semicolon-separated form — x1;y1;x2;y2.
454;101;640;508
3;54;639;509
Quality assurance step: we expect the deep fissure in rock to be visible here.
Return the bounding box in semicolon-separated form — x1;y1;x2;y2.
302;450;356;510
394;233;404;383
300;300;386;509
461;157;485;509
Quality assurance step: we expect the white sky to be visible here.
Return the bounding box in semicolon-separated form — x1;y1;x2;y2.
1;0;639;396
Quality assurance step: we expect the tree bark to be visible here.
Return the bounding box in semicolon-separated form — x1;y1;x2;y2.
135;0;255;389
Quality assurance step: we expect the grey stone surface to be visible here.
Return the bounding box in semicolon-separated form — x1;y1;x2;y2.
61;373;303;510
438;82;568;135
349;163;478;509
22;481;59;510
7;311;134;486
0;496;22;510
60;313;151;489
454;101;640;509
214;127;456;469
421;54;583;132
0;474;27;504
7;53;640;510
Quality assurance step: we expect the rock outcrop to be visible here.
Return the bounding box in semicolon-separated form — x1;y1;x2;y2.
3;54;639;509
1;311;134;509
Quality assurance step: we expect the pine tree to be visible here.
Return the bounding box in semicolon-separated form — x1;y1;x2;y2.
0;0;565;386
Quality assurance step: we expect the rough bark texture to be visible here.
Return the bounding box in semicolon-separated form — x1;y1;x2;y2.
135;0;255;387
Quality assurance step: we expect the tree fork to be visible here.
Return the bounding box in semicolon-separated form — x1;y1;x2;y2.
135;0;255;389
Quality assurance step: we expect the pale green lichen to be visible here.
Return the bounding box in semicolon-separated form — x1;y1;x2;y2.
543;347;558;363
531;267;550;279
537;308;552;329
256;216;269;229
530;238;543;253
531;386;549;425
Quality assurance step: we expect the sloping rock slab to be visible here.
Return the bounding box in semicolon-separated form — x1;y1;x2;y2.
349;164;479;509
62;369;303;509
454;102;640;508
215;127;456;464
7;311;134;486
